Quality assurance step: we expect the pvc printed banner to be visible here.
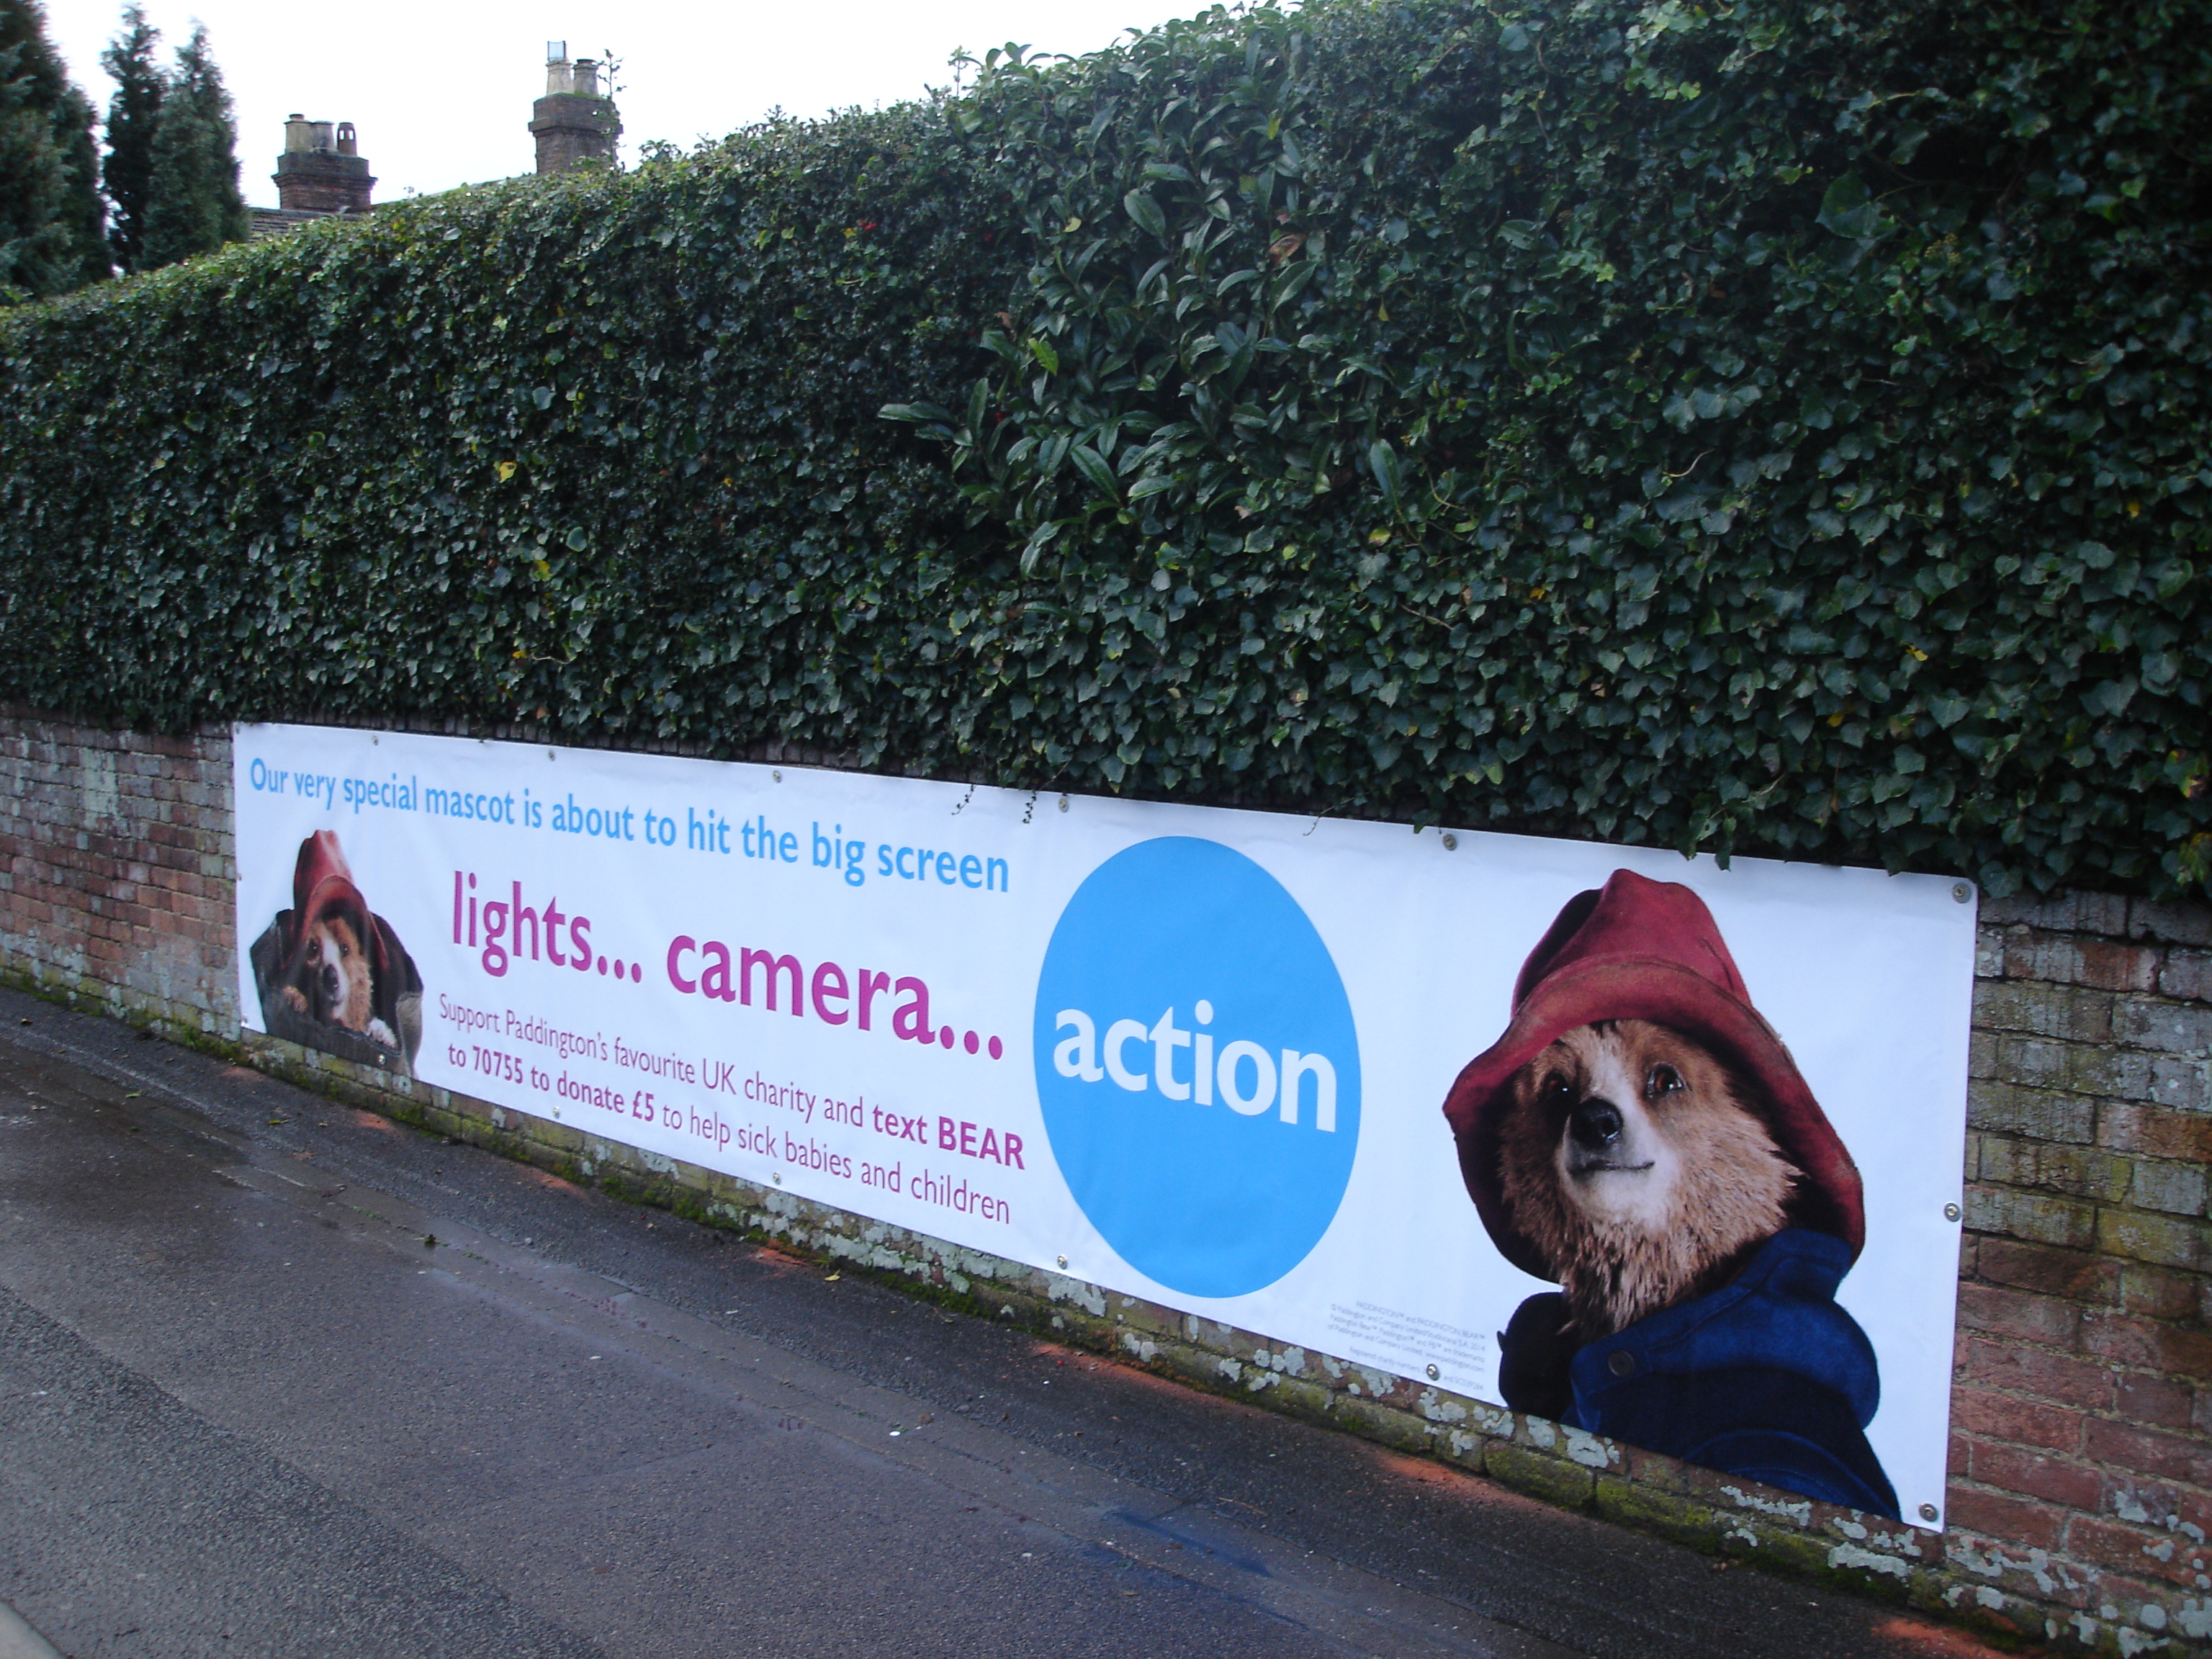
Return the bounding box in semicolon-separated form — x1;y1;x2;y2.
232;722;1974;1529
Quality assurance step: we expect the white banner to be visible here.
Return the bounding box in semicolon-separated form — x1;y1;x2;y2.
233;723;1972;1527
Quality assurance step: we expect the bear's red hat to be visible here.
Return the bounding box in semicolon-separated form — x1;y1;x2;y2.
286;830;385;979
291;830;367;937
1441;868;1864;1280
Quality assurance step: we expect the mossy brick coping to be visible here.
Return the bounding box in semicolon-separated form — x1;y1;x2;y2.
1;0;2208;902
4;964;2178;1659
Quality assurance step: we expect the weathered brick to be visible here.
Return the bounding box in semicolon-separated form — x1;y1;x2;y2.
2128;899;2212;949
2115;1498;2212;1565
2144;1056;2209;1112
2100;1105;2212;1164
2080;1309;2212;1375
2065;1516;2212;1590
2110;999;2212;1057
1977;894;2044;928
2162;950;2212;1003
1986;891;2131;937
1973;979;2116;1043
2062;1046;2167;1102
1975;1238;2121;1304
1967;1441;2104;1509
1966;1080;2096;1144
1977;1138;2134;1205
2129;1159;2208;1219
1992;1033;2072;1089
1956;1337;2116;1411
1971;927;2005;982
2004;931;2159;993
1956;1282;2085;1346
2118;1264;2206;1322
2082;1419;2212;1487
1943;1485;2068;1552
1953;1385;2083;1452
2095;1208;2212;1274
2113;1372;2198;1431
1965;1184;2098;1249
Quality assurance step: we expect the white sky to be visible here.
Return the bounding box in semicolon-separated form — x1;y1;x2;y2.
43;0;1216;202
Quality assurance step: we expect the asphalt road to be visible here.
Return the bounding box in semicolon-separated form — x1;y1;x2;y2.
0;986;1997;1659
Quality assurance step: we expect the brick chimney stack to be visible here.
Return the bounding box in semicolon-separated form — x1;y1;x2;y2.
531;42;621;174
273;115;374;213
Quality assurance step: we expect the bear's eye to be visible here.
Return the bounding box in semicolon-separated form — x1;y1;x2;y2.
1540;1073;1576;1111
336;938;351;957
1645;1063;1683;1099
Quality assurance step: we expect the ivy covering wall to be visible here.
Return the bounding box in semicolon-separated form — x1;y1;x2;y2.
1;0;2206;896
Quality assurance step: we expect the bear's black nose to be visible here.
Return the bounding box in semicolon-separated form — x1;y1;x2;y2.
1569;1097;1623;1150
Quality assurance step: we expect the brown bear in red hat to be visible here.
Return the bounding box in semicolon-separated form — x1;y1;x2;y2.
249;831;422;1077
1442;869;1897;1519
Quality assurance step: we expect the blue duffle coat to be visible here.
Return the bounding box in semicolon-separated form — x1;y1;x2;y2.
1508;1228;1899;1519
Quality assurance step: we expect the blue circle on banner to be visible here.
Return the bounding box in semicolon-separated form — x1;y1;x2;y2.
1033;837;1361;1299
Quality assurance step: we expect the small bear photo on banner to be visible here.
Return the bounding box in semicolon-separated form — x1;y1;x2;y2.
249;830;424;1078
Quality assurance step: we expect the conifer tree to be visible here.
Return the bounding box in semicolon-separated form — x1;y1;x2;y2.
0;0;107;298
140;22;244;270
0;50;66;301
52;80;102;282
99;3;161;273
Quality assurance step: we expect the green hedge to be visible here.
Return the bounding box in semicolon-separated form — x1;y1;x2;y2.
3;0;2207;896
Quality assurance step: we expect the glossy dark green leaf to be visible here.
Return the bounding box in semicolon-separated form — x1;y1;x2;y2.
0;0;2203;902
1123;187;1168;241
1817;174;1882;240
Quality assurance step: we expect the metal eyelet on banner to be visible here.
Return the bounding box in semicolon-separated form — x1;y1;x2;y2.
1943;1202;1962;1222
1056;1254;1067;1268
1441;833;1458;850
1951;883;1972;903
1918;1503;1939;1522
1424;1363;1439;1381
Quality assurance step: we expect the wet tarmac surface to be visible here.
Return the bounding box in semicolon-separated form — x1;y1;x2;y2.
0;986;2003;1658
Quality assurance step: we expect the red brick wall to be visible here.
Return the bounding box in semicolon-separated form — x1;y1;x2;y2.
1954;893;2211;1648
0;711;235;1034
3;709;2206;1655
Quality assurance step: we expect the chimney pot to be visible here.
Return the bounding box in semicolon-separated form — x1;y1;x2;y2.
274;114;374;213
532;42;621;174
